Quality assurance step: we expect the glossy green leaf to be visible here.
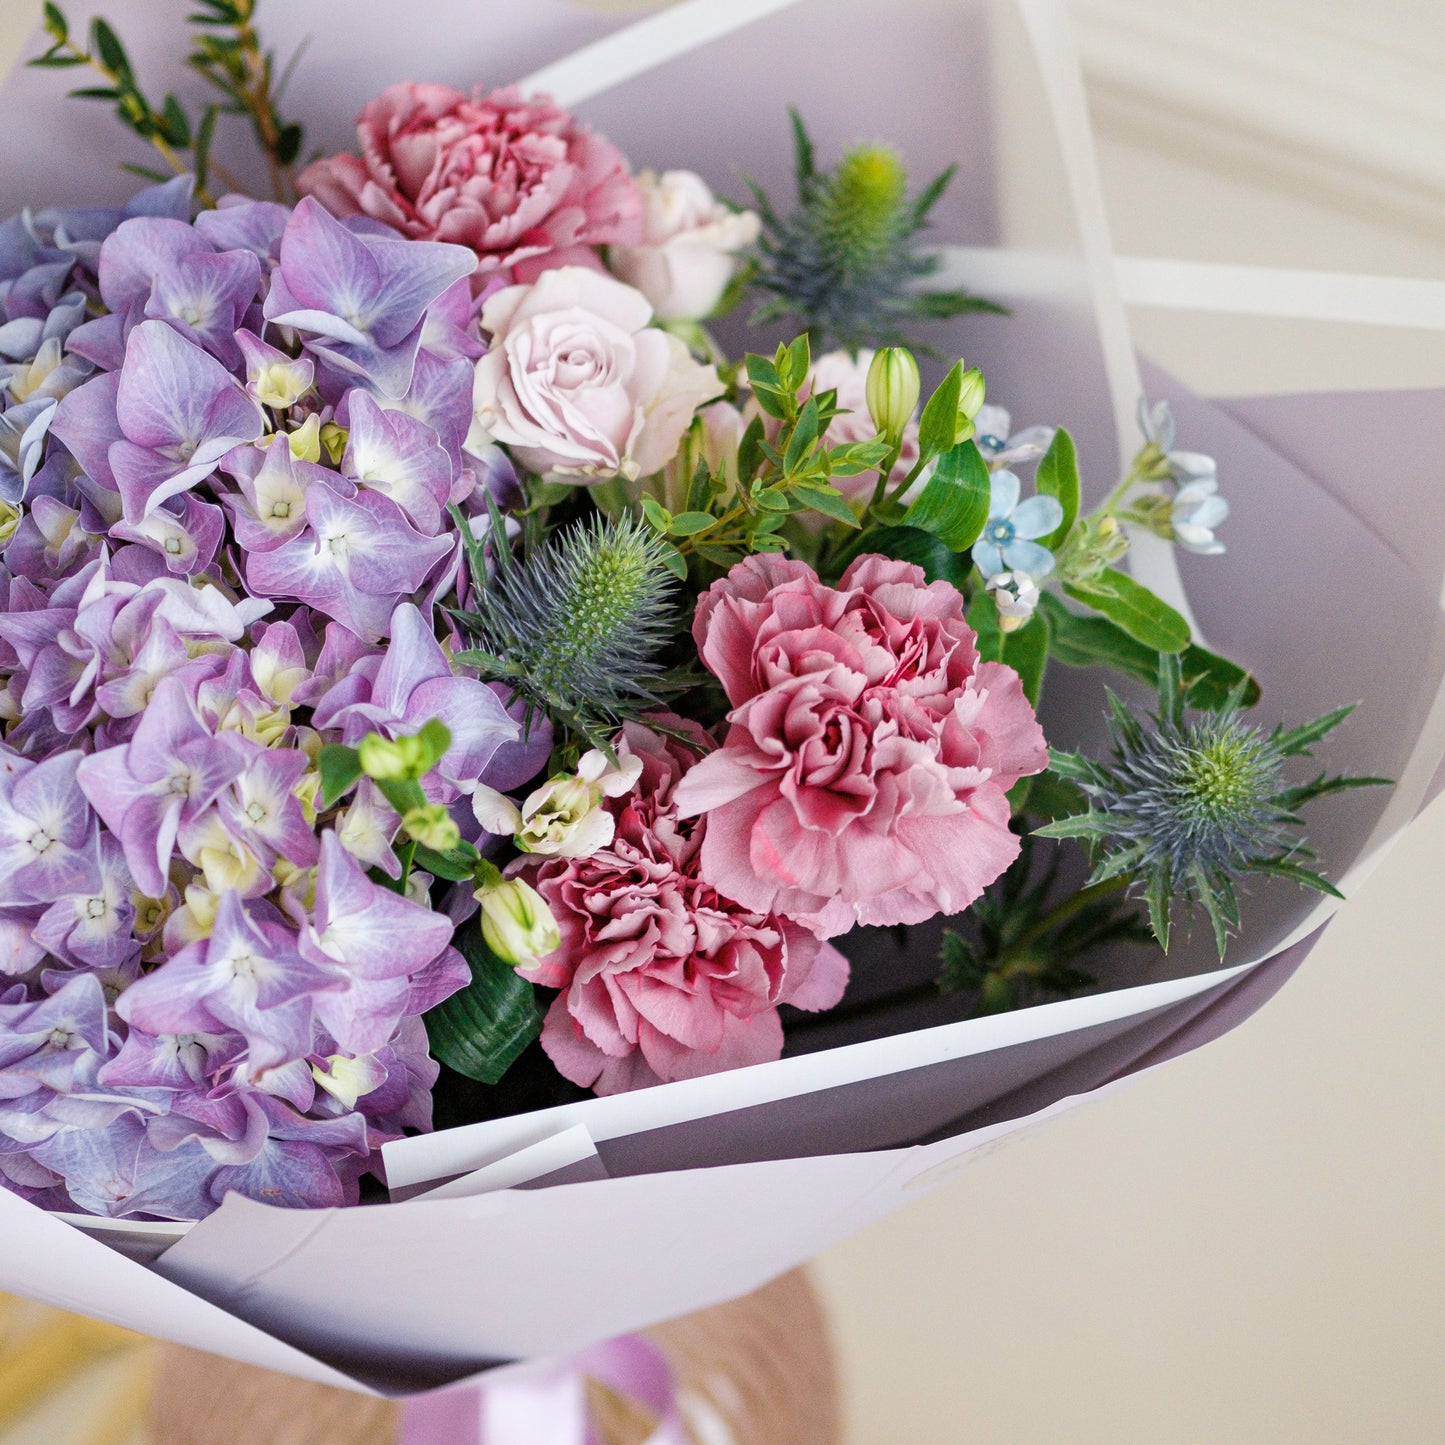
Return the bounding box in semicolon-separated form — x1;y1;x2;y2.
317;743;361;808
901;439;991;550
1034;426;1079;551
916;361;964;462
424;924;543;1084
666;511;716;537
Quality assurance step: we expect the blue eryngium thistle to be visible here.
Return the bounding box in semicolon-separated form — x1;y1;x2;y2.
746;110;1006;351
1037;656;1388;957
452;512;678;750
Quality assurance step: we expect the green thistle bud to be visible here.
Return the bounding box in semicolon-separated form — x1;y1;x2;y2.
1038;655;1387;958
747;110;1006;351
454;513;678;750
865;347;921;441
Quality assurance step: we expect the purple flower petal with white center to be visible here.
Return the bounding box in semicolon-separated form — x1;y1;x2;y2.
234;330;314;410
217;746;320;871
243;482;451;643
334;779;400;876
32;833;136;969
0;911;47;976
98;1025;242;1091
0;751;100;907
107;321;264;522
222;434;342;553
388;350;477;476
143;248;262;369
404;945;469;1015
117;890;337;1072
312;601;518;790
97;217;213;317
340;390;451;533
76;676;249;895
478;684;554;792
110;493;225;575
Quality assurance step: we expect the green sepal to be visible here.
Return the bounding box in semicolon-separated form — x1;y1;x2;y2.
412;842;483;883
916;361;964;463
424;923;544;1085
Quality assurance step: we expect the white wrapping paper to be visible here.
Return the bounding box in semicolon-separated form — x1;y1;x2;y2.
0;0;1440;1397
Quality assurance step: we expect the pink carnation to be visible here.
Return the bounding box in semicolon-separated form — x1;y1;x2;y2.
515;720;848;1095
672;555;1049;938
298;83;642;287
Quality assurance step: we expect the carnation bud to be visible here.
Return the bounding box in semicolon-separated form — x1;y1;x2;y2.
954;367;987;443
402;803;461;852
474;863;561;968
865;347;921;443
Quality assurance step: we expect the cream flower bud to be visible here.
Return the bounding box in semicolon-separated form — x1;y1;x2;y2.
475;867;562;968
954;367;987;441
515;749;643;859
865;347;921;442
286;413;323;463
402;803;461;852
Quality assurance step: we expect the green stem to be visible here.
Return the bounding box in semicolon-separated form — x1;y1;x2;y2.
994;875;1127;964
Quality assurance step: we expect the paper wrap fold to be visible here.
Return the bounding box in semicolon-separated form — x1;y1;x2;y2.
0;0;1440;1398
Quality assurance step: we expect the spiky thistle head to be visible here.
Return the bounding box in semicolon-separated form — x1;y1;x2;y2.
453;512;679;750
1037;655;1388;957
746;109;1005;352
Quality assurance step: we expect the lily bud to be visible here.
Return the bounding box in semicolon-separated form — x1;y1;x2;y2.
954;367;987;442
865;347;921;442
474;865;561;969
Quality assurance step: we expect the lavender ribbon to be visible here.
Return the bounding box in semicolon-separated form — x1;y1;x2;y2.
398;1335;689;1445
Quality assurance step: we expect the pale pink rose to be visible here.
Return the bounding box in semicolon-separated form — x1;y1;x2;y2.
608;170;760;322
298;83;642;288
470;267;722;483
673;555;1049;938
515;719;848;1095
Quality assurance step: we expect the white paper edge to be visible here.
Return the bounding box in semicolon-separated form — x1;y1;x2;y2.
518;0;807;107
409;1123;598;1202
384;955;1253;1191
1114;256;1445;332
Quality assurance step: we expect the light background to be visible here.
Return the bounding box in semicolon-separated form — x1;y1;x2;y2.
814;4;1445;1441
0;3;1442;1442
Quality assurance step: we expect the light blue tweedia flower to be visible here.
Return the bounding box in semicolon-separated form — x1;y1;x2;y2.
1170;476;1229;555
972;470;1063;580
1137;397;1217;487
973;404;1054;471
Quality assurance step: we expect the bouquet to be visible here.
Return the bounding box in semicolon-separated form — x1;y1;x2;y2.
0;0;1437;1395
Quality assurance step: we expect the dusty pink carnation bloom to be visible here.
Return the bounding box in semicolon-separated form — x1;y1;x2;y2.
673;555;1049;938
515;719;848;1095
298;82;642;286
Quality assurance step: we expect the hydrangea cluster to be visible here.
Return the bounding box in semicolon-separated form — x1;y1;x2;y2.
0;179;557;1219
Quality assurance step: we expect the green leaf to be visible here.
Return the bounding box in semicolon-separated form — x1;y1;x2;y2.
1034;427;1079;551
424;924;544;1084
788;105;816;184
412;842;482;883
1062;567;1190;653
161;93;191;147
89;18;132;78
791;482;860;530
666;511;716;537
1273;703;1356;757
1251;858;1344;899
783;396;821;474
29;52;88;67
117;162;171;183
317;743;362;808
43;2;68;42
901;438;990;550
827;438;891;476
910;162;956;227
193;101;219;190
736;415;767;483
916;361;963;462
840;524;971;586
1039;595;1258;709
66;85;120;99
658;541;688;580
274;122;303;166
782;334;811;392
638;495;671;533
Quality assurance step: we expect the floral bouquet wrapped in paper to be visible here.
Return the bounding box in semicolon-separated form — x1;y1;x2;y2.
0;0;1439;1399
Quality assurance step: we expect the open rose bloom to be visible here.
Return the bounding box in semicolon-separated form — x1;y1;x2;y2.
0;0;1441;1405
